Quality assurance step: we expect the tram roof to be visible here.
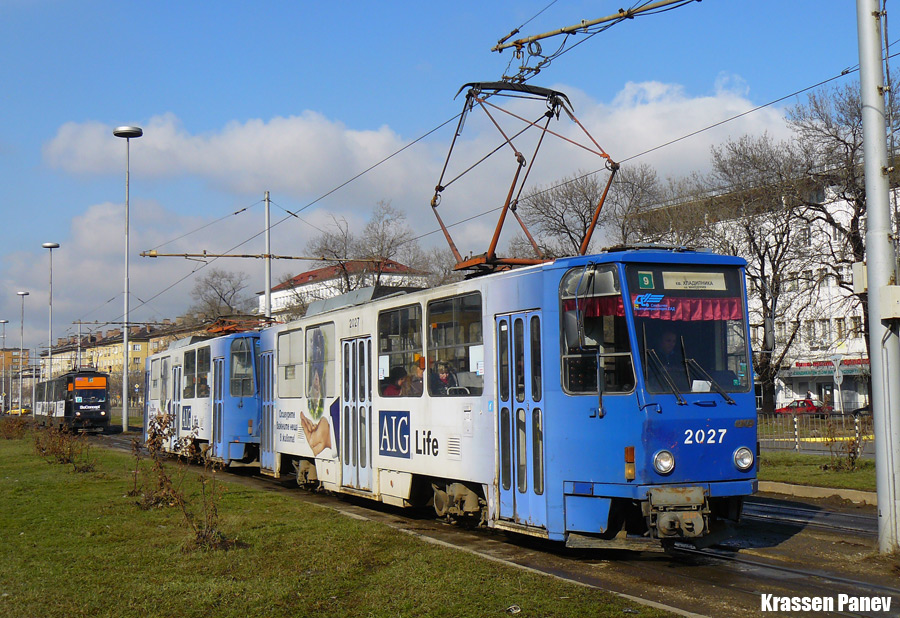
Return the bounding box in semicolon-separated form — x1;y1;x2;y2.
550;246;747;270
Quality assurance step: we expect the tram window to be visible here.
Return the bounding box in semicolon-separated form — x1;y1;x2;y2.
533;408;544;495
514;318;525;403
196;346;210;398
377;304;423;397
516;407;527;493
530;316;542;401
231;338;255;397
161;357;170;401
626;265;751;394
183;350;196;399
277;328;304;398
498;322;510;403
500;407;512;490
343;343;351;401
306;324;335;418
367;340;373;401
358;340;366;401
560;265;634;395
150;359;160;398
427;292;484;397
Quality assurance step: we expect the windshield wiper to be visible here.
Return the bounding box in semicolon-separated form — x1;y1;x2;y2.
646;349;687;405
684;358;735;404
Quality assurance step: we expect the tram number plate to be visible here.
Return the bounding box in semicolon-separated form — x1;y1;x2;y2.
683;428;726;444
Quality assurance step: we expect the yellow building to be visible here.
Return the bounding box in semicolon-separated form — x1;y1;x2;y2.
0;348;29;410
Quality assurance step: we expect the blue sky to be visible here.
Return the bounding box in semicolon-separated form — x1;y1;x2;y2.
0;0;865;352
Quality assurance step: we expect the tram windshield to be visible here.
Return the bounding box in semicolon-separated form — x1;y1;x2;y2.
625;265;750;395
74;389;107;404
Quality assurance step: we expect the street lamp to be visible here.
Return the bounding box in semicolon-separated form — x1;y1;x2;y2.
0;319;7;412
42;242;59;380
114;125;142;432
17;291;28;412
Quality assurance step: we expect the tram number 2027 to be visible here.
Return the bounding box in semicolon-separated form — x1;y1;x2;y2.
683;428;727;444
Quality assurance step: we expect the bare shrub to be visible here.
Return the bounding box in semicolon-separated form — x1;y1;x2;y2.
32;424;96;473
133;412;236;551
823;417;860;471
0;416;28;440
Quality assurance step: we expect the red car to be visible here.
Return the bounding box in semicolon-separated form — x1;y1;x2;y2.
774;398;833;417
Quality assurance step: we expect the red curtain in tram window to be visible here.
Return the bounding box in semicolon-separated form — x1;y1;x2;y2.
630;296;744;321
562;296;626;317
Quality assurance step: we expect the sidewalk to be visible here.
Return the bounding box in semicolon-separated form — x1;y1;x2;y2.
759;481;877;506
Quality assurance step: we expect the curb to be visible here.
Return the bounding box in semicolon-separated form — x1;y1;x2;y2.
758;481;877;506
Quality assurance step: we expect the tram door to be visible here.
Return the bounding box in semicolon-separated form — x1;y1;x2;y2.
496;312;547;528
341;337;372;491
259;351;277;474
211;357;224;459
172;365;183;451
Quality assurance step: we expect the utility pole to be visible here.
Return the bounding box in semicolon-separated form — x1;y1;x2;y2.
265;191;272;320
857;0;900;553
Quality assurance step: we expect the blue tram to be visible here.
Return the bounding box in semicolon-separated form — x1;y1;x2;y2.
143;332;261;465
252;246;757;548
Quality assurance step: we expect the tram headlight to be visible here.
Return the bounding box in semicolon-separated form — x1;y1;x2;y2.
734;447;754;471
653;450;675;475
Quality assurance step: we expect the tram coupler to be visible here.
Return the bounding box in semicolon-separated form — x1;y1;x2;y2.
644;486;709;539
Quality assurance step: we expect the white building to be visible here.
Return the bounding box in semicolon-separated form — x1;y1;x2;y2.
748;193;870;412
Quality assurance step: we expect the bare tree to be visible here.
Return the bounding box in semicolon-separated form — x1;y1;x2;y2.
358;201;421;287
305;215;359;293
518;170;614;257
274;272;310;321
628;173;714;248
699;133;822;412
303;201;427;296
787;81;873;357
416;246;463;288
602;163;663;246
189;268;254;319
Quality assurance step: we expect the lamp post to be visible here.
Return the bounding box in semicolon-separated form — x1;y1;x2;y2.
42;242;59;380
114;125;142;431
0;319;7;412
17;291;28;412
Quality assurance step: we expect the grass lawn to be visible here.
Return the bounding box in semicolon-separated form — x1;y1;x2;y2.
0;428;674;618
758;450;877;493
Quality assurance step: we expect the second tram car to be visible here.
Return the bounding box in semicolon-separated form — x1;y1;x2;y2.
34;370;111;432
246;246;757;548
144;331;261;465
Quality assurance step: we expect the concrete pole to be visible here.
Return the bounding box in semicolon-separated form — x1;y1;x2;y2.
0;320;7;412
17;291;28;411
857;0;900;553
265;191;272;320
115;125;142;431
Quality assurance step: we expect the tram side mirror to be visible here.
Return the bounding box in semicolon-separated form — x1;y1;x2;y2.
763;317;775;352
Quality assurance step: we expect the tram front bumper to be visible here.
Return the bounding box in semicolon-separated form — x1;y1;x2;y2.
644;486;707;538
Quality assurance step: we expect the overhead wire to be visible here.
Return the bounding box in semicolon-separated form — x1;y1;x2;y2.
149;199;263;251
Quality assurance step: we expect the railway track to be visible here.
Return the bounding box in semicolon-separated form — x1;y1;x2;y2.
743;497;878;536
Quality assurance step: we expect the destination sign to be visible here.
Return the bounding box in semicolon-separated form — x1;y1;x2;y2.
663;272;727;291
